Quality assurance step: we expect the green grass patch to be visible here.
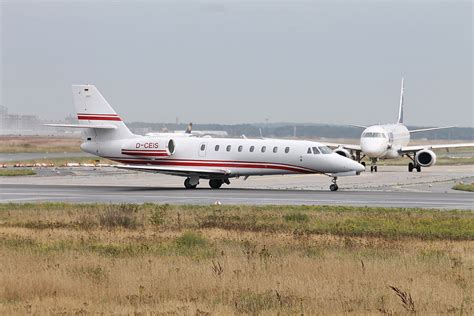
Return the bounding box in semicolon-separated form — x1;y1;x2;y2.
5;157;113;166
453;183;474;192
0;203;473;240
283;212;309;223
0;169;36;176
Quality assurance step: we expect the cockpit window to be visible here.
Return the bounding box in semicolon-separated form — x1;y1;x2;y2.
362;132;386;138
312;147;320;154
318;146;333;154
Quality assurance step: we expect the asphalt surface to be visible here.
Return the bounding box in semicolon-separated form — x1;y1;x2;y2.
1;183;472;209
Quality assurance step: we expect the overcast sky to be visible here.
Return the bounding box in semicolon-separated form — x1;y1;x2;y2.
1;0;472;127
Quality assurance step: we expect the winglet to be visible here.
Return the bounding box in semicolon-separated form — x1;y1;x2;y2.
397;78;404;124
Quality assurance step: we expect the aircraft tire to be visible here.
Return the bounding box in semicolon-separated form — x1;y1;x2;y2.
184;178;197;189
416;165;421;172
209;179;223;189
330;184;338;192
408;162;414;172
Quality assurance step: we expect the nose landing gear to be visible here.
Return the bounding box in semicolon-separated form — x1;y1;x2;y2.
329;177;339;191
370;158;378;172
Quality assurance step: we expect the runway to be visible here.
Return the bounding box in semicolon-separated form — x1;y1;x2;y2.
1;183;472;209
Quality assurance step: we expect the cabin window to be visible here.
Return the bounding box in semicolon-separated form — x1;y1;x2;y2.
238;145;243;152
285;147;290;153
362;132;385;138
273;146;278;153
318;146;333;154
312;147;320;154
250;146;255;152
226;145;231;152
307;147;312;154
215;145;220;151
87;137;92;141
200;144;206;151
261;146;266;153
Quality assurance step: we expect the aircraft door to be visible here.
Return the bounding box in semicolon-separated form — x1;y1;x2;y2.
198;142;207;157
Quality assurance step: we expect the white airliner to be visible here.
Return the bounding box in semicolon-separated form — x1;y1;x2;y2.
47;85;364;191
327;79;474;172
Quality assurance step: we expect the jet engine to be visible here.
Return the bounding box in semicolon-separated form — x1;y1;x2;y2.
334;147;351;158
415;149;436;167
121;138;175;158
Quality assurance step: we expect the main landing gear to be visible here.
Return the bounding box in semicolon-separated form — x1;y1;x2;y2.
405;154;421;172
184;177;199;189
408;162;421;173
209;179;223;189
330;177;339;192
184;177;231;189
209;178;230;189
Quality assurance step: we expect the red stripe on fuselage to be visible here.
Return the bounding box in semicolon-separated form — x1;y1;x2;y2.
122;149;168;153
77;116;122;121
121;152;170;157
77;113;119;116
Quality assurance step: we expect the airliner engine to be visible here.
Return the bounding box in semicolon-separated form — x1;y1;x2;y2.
334;147;351;158
415;149;436;167
121;138;175;158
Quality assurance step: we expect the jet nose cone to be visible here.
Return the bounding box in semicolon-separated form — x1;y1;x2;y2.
354;161;365;173
361;140;387;158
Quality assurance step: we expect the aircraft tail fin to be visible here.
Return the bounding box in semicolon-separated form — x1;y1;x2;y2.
397;78;404;124
72;85;134;140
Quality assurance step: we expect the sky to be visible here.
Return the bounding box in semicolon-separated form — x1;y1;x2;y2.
1;0;472;127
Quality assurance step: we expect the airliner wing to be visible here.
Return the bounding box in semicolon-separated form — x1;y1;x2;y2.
323;142;362;152
115;164;230;177
399;143;474;154
408;126;456;133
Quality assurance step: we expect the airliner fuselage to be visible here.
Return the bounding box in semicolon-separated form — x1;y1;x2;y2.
360;124;410;159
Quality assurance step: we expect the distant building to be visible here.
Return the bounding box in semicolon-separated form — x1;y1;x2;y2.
0;106;73;135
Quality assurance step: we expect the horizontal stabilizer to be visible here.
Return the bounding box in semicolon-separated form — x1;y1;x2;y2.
44;124;117;129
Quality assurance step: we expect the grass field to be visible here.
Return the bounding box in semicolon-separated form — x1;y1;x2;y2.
453;183;474;192
0;203;472;314
0;169;36;176
0;136;81;153
5;157;114;166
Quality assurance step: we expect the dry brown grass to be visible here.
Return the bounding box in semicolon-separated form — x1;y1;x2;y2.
0;203;472;314
0;136;81;153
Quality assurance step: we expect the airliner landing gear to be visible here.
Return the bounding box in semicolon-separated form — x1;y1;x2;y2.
209;179;223;189
408;162;421;173
407;154;421;172
370;158;378;173
184;177;199;189
329;177;339;192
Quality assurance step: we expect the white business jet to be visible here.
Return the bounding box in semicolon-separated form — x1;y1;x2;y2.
326;79;473;172
47;85;364;191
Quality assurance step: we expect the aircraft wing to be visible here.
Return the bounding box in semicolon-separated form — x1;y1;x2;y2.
408;126;456;133
399;143;474;154
322;142;362;152
115;164;230;177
